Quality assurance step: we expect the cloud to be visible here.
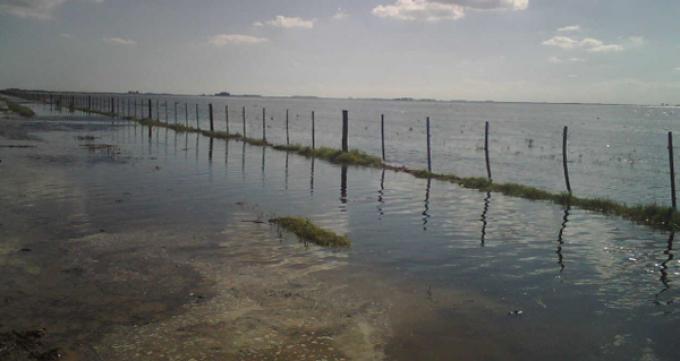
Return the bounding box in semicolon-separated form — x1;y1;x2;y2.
208;34;268;47
0;0;101;19
542;36;624;53
674;67;680;72
372;0;465;21
628;36;645;47
548;56;585;64
103;37;136;46
371;0;527;22
255;15;315;29
333;9;349;20
557;25;580;32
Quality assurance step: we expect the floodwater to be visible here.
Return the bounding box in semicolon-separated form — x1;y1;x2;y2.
1;99;679;360
106;94;678;206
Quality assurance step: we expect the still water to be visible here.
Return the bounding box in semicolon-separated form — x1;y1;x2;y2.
2;100;679;360
112;94;680;206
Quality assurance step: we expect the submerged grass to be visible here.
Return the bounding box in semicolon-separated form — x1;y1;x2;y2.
35;99;680;232
270;216;351;247
0;96;35;118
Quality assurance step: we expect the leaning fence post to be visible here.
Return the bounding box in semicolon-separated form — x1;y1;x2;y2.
342;110;349;152
312;111;316;149
426;117;432;172
485;121;492;181
262;107;266;142
669;131;677;210
563;126;572;194
209;103;214;131
286;109;290;145
381;114;386;161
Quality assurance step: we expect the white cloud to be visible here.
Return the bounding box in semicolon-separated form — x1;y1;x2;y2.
0;0;101;20
674;67;680;72
542;36;624;53
208;34;268;47
255;15;315;29
371;0;527;22
548;56;585;64
103;37;136;46
372;0;465;22
333;9;349;20
557;25;580;32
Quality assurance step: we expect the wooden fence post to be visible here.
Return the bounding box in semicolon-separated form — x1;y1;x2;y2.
669;131;677;210
174;102;178;123
312;111;316;149
164;101;168;122
242;106;246;138
262;107;266;142
286;109;290;145
111;97;114;115
195;104;199;129
209;103;214;131
426;117;432;172
185;104;189;127
485;121;491;181
381;114;386;161
156;99;160;120
342;110;349;152
563;126;572;194
225;105;229;134
147;99;152;119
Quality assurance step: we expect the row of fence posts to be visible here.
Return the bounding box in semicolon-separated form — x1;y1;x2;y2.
8;91;680;212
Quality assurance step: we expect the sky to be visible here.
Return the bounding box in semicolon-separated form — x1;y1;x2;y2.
0;0;679;104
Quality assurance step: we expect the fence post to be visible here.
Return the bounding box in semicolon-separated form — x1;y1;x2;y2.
156;99;160;120
262;107;266;142
225;105;229;134
286;109;290;145
209;103;214;131
147;99;152;119
164;101;168;122
563;126;572;194
242;106;246;138
669;131;677;210
174;102;178;123
342;110;349;152
485;121;491;181
312;111;316;149
381;114;386;161
195;104;199;129
185;103;188;127
111;97;114;115
426;117;432;172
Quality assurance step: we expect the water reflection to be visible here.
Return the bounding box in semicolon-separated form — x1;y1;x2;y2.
480;191;491;247
377;169;385;220
284;151;289;191
340;165;348;205
208;136;214;163
310;157;315;195
655;232;675;305
556;204;571;273
422;177;431;231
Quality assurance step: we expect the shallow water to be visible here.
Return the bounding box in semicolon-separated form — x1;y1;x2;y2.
1;101;679;360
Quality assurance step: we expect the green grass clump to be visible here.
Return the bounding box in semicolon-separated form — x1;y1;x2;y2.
294;146;382;167
270;216;351;247
0;96;35;118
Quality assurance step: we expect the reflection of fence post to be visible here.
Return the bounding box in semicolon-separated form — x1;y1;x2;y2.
563;126;572;194
286;109;290;145
209;103;214;131
342;110;348;152
485;121;491;181
669;131;677;210
426;117;432;172
312;111;316;149
381;114;386;161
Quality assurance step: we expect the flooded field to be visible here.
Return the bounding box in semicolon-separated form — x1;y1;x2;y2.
1;99;679;360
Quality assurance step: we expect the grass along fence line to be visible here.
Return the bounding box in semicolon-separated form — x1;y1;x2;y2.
12;91;680;233
0;95;35;118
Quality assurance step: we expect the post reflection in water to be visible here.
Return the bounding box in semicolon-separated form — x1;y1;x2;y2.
340;165;348;206
225;138;229;166
310;157;315;195
480;191;491;247
284;151;289;191
261;147;266;187
194;133;199;161
208;136;214;163
183;133;188;161
377;169;385;220
241;142;246;181
655;232;675;305
556;204;571;273
422;177;431;231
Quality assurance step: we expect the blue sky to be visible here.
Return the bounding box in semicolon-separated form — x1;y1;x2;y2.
1;0;679;104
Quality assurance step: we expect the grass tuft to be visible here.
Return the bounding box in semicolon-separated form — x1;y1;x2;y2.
0;96;35;118
270;216;351;247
